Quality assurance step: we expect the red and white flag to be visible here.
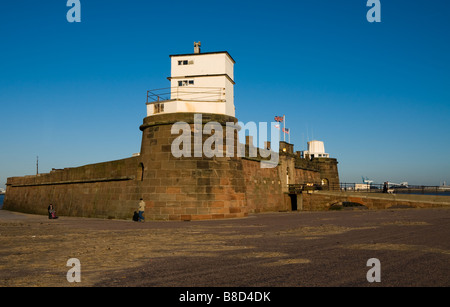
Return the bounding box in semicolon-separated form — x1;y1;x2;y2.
274;116;284;122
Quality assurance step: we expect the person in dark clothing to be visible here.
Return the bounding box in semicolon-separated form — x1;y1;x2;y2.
48;204;58;219
132;211;139;222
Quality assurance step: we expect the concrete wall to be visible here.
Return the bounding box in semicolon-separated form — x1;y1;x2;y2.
168;52;235;117
171;52;234;79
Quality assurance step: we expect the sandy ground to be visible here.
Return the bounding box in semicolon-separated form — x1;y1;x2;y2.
0;207;449;287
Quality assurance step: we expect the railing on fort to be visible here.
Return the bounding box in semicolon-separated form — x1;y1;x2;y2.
288;183;332;194
147;87;225;104
339;183;450;195
290;182;450;196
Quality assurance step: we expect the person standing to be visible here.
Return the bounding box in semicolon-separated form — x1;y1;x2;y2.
47;204;58;219
138;198;145;222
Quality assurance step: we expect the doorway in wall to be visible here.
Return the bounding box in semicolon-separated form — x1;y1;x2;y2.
289;194;297;211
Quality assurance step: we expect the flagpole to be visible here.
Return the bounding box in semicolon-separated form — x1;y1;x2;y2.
283;115;285;142
279;123;281;145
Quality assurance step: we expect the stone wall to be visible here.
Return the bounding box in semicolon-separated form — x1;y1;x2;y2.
241;158;286;213
278;141;338;191
301;191;450;211
138;113;247;220
4;157;141;219
312;158;340;189
4;113;341;221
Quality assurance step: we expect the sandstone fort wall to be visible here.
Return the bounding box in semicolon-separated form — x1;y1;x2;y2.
4;113;340;220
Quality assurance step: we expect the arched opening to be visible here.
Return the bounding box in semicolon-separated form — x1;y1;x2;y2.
320;178;330;190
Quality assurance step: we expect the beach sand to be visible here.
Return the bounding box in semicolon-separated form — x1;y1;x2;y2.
0;207;449;287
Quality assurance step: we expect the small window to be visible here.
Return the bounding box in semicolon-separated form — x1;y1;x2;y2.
183;60;188;65
178;61;182;65
153;103;164;114
178;80;193;86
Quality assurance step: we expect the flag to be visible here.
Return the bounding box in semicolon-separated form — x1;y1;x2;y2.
282;128;289;134
274;116;284;122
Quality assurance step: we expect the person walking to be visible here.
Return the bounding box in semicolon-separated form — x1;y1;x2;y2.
138;198;145;222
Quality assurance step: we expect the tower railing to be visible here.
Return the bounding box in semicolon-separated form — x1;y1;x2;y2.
147;87;225;104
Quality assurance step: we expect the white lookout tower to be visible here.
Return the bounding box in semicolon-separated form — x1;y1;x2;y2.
302;140;330;160
146;42;236;117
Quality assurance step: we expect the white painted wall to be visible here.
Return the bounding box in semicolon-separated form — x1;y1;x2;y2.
308;140;326;154
302;140;330;159
171;53;234;80
146;100;226;115
147;51;235;117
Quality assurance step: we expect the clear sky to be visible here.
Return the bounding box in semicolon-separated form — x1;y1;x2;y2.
0;0;449;188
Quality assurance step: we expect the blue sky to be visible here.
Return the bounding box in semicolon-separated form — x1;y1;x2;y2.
0;0;449;188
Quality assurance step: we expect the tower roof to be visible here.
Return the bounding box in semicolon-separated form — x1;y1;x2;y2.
169;51;236;64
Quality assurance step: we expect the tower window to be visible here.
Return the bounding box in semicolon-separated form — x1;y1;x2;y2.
178;80;194;86
153;103;164;114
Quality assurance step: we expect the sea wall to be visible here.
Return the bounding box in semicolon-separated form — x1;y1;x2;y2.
301;191;450;211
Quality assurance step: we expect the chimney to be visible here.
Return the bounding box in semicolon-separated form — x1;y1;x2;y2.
194;41;201;54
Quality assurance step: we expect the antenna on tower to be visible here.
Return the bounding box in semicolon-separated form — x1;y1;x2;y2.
36;156;39;175
194;41;201;54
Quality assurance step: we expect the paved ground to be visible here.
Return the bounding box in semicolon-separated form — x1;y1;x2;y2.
0;207;449;287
